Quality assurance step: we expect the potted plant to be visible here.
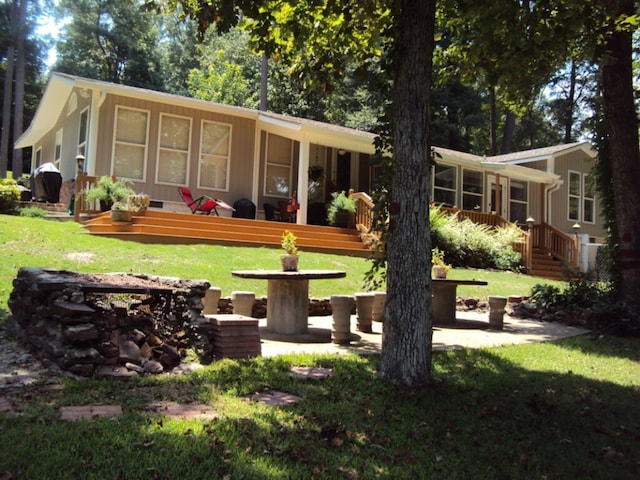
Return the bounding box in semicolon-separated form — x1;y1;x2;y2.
110;201;133;223
280;229;299;271
128;193;150;214
432;247;450;279
84;176;136;211
327;190;357;228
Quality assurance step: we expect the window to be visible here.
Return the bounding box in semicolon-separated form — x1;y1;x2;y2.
462;169;483;210
568;170;581;221
433;163;457;206
157;114;191;185
77;108;89;158
199;120;231;190
54;129;63;168
113;106;148;180
583;173;595;224
264;133;293;197
509;179;528;223
34;148;42;168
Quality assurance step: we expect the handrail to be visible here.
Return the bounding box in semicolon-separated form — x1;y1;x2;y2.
74;173;109;222
530;222;578;267
349;190;374;233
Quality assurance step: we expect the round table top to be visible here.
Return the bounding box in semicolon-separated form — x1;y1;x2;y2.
232;269;347;280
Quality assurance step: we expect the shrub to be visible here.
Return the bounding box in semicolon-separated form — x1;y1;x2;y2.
429;206;523;271
19;206;48;218
0;178;20;214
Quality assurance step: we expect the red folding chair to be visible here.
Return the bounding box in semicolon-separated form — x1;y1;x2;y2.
178;187;235;216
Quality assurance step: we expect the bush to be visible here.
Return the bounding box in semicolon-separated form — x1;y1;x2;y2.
0;178;20;214
429;206;523;271
18;206;48;218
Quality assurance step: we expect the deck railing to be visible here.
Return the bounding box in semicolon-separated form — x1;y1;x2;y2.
530;222;578;267
74;173;106;222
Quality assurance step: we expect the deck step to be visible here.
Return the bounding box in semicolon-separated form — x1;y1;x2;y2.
81;210;371;257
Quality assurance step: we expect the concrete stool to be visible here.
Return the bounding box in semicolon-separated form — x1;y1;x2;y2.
488;295;507;330
330;295;354;344
231;291;255;317
202;286;222;315
372;291;386;322
354;292;375;333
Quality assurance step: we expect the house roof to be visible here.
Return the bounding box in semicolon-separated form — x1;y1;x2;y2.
489;141;597;164
14;72;376;153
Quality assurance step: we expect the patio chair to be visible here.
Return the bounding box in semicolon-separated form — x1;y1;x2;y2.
178;187;235;216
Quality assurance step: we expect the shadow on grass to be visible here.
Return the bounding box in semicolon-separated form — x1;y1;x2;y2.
1;340;638;479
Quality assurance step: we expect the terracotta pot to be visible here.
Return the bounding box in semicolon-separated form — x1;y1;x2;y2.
433;265;448;279
280;254;299;271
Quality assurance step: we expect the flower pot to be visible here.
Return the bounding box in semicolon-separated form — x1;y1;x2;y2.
110;209;132;224
334;211;356;229
280;254;299;271
433;265;448;279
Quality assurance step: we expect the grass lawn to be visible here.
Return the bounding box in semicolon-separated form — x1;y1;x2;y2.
0;214;560;318
2;214;637;479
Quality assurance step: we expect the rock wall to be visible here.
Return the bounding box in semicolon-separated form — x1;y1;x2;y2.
7;268;211;378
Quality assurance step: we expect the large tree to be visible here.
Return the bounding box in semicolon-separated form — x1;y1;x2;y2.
155;0;436;388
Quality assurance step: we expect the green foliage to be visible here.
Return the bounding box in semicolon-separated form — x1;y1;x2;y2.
84;176;136;207
326;191;357;225
430;207;523;271
18;206;47;218
0;179;20;214
528;280;638;335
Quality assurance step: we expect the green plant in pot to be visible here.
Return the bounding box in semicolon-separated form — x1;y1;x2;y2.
327;190;357;228
280;229;299;271
84;176;136;211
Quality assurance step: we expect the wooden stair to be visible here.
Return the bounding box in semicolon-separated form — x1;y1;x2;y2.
528;248;577;281
80;210;371;257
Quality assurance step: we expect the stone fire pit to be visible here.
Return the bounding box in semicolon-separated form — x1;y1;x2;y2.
7;268;213;378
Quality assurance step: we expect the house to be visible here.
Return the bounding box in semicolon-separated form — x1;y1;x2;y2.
15;73;605;271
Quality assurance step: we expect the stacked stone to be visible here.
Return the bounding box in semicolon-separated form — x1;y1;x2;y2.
7;267;210;378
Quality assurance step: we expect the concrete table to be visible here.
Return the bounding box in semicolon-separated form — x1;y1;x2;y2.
231;270;346;337
432;279;488;326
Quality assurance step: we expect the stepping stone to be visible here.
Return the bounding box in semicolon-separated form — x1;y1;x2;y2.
147;402;218;420
289;366;333;380
60;405;123;420
245;390;302;407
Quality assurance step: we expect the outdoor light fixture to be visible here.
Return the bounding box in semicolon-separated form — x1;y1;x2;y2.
526;216;535;229
572;222;581;235
76;154;85;172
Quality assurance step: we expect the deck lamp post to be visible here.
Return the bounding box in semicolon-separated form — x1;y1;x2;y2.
572;222;581;267
526;216;535;230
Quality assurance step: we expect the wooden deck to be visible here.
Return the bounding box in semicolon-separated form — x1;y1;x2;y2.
80;210;372;257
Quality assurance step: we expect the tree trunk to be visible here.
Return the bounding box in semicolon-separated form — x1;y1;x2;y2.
564;60;576;144
489;86;497;155
379;0;435;389
11;0;27;177
0;45;15;177
601;0;640;313
500;111;515;154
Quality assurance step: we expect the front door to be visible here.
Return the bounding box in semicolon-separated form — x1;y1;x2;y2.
487;174;508;218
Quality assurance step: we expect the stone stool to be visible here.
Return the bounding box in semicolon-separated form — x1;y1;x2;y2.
354;292;375;333
202;286;222;315
372;291;386;322
488;295;507;330
231;291;255;317
330;295;354;344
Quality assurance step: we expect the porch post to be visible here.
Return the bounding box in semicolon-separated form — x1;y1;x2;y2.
540;183;546;223
297;139;310;225
495;172;502;216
